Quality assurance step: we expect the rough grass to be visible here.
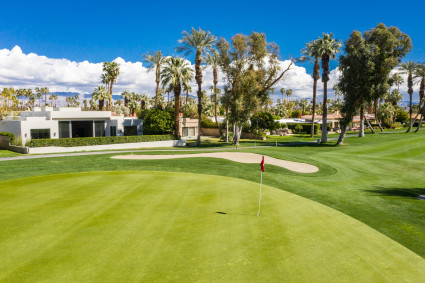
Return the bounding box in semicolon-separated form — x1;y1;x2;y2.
1;171;425;282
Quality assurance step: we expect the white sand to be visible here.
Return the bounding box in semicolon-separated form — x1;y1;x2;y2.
111;152;319;173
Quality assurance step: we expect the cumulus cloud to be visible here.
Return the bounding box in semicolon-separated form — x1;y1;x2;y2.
0;45;345;104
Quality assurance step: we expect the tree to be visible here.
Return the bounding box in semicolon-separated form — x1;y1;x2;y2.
310;33;342;143
183;84;192;110
35;87;43;107
139;94;149;110
142;51;166;107
176;27;216;145
205;50;223;136
299;41;322;137
399;61;417;132
280;88;285;103
121;90;132;107
217;32;293;144
160;56;194;138
141;108;174;135
390;73;404;91
286;89;292;102
102;62;120;110
337;24;412;145
377;102;396;127
92;86;109;111
412;63;425;132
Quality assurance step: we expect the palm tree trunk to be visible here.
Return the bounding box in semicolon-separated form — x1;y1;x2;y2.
359;104;365;137
364;114;376;134
406;92;413;133
174;88;181;138
195;50;203;146
321;80;328;143
99;99;104;111
310;78;317;137
226;109;229;142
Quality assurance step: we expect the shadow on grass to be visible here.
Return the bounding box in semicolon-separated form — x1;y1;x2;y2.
365;187;425;199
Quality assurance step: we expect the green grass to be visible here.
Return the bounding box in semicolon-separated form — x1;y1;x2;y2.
0;150;20;157
1;171;424;282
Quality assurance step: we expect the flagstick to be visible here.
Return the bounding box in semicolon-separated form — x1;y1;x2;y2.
257;171;262;216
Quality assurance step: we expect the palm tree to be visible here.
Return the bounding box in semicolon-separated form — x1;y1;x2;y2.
183;84;192;110
121;90;132;107
92;86;109;111
161;56;194;138
310;33;341;143
176;27;217;145
280;88;285;104
391;73;404;91
142;51;166;107
205;50;222;136
286;89;292;102
35;87;43;107
399;61;417;132
102;62;120;110
413;63;425;132
139;94;149;110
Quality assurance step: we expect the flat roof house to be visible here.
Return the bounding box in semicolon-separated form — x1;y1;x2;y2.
0;107;143;144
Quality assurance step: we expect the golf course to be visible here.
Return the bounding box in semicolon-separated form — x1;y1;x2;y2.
1;131;425;281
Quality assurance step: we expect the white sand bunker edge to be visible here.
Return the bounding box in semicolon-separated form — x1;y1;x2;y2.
111;152;319;173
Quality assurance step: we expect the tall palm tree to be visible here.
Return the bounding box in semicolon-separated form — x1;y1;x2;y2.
280;88;285;104
205;50;222;136
102;62;120;110
399;61;417;132
92;86;109;111
161;56;194;138
142;51;166;107
35;87;43;107
413;63;425;132
139;94;149;110
391;73;404;91
121;90;132;107
176;27;216;145
311;33;341;143
183;84;192;110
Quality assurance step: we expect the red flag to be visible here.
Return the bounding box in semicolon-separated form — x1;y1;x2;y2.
260;156;265;172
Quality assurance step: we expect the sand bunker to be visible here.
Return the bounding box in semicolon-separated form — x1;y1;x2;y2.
111;152;318;173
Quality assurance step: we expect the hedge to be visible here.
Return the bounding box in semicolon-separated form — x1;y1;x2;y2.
26;135;176;148
286;123;321;135
201;117;222;129
0;132;15;143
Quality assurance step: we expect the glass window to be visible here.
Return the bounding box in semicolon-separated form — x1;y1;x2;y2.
124;126;137;136
94;121;105;137
188;127;195;136
59;121;70;138
30;129;50;139
110;126;116;136
182;127;188;137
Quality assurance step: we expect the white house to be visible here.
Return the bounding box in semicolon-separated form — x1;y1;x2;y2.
0;107;143;144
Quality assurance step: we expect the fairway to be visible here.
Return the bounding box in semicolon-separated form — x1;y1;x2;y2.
1;171;425;282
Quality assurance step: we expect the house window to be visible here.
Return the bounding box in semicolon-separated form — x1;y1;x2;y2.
110;126;117;136
94;121;105;137
59;121;70;138
30;129;50;139
124;126;137;136
182;127;195;137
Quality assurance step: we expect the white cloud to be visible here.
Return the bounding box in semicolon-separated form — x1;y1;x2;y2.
0;45;345;104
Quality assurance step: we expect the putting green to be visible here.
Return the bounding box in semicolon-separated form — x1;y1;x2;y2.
1;171;424;282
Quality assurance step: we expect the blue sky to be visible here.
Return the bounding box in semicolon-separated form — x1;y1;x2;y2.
0;0;423;103
1;0;424;71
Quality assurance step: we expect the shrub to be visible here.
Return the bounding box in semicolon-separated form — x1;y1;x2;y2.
286;123;320;135
250;112;279;132
220;132;234;142
293;124;303;134
396;110;409;125
290;110;302;118
140;108;174;135
201;116;222;128
26;135;175;148
0;131;15;143
393;122;403;129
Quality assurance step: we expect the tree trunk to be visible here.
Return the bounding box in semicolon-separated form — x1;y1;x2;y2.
173;82;182;138
99;99;104;111
320;80;328;143
195;50;203;146
336;123;348;145
406;92;413;133
376;119;384;132
359;104;365;137
233;123;242;145
226;109;229;142
155;68;160;107
125;97;128;107
213;68;222;137
364;114;376;134
310;78;317;137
